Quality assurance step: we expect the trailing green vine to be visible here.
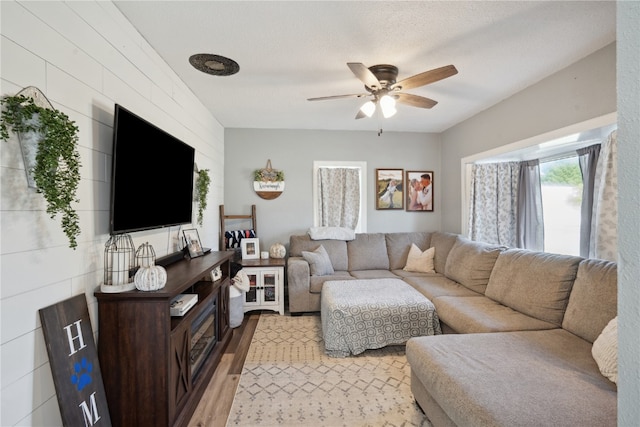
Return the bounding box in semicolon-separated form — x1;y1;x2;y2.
195;169;210;226
1;94;81;249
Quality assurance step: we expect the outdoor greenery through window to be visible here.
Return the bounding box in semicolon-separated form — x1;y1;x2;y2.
540;156;582;255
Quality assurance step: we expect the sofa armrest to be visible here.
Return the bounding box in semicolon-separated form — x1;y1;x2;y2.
288;256;311;313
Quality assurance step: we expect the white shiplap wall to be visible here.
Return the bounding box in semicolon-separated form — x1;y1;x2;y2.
0;1;224;425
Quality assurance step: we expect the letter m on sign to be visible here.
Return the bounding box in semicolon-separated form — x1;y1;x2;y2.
39;295;112;426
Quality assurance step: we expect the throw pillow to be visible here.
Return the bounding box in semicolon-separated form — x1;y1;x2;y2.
302;245;335;276
592;316;618;384
403;244;435;273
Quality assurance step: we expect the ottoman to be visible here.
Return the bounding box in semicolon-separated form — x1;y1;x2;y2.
321;278;441;357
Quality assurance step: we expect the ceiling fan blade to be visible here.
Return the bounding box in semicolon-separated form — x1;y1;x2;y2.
307;93;369;101
395;93;438;109
355;109;367;120
347;63;381;89
391;65;458;91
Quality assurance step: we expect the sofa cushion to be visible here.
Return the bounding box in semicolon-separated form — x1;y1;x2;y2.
434;296;558;333
485;249;582;326
403;244;435;273
301;245;334;276
309;272;354;293
407;329;617;427
347;233;389;271
385;232;432;270
349;270;400;280
289;234;348;271
429;232;458;274
592;316;618;384
562;258;617;343
444;237;504;294
404;275;481;301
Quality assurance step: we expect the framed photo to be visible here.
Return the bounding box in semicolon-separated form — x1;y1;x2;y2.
375;168;404;210
183;228;204;258
241;238;260;260
406;171;434;212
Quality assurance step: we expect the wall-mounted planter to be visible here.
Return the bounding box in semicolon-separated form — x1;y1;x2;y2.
253;181;285;199
1;86;81;249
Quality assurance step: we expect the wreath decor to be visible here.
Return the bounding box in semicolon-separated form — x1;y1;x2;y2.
253;159;285;200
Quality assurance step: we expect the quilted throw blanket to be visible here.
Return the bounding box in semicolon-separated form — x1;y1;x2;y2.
224;229;256;249
321;279;441;357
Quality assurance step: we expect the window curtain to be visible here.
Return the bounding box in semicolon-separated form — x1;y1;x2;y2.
317;167;360;230
577;144;601;257
590;130;618;261
517;159;544;251
468;162;520;247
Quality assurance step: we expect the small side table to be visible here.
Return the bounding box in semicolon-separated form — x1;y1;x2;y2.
237;257;285;315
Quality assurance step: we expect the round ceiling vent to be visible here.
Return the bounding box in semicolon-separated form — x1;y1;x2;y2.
189;54;239;76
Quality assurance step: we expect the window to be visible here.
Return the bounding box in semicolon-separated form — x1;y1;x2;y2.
312;161;367;233
540;156;582;255
461;118;616;256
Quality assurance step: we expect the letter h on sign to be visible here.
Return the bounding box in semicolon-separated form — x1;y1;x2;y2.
39;294;112;426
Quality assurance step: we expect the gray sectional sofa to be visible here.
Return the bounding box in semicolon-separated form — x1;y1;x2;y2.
287;231;618;426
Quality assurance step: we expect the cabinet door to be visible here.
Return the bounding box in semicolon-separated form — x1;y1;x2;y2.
169;322;191;421
219;280;230;339
261;270;279;305
244;270;259;306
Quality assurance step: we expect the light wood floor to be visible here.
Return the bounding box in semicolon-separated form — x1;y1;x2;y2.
187;312;261;427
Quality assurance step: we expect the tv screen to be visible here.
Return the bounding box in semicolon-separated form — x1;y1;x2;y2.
110;104;195;234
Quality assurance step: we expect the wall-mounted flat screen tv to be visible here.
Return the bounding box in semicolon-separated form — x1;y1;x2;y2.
110;104;195;234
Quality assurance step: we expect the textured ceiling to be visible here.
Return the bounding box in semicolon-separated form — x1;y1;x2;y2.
115;1;616;133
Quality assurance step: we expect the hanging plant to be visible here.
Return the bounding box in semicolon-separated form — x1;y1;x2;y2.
195;169;210;226
1;92;81;249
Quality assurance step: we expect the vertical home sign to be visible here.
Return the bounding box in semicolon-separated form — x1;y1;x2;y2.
39;294;112;426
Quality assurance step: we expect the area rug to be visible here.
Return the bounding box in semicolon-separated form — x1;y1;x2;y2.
226;314;432;427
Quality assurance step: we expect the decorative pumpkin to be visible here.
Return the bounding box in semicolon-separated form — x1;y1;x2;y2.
269;243;286;259
133;242;167;291
134;265;167;291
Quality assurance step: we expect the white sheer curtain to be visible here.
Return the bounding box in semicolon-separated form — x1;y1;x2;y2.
468;162;520;247
317;167;360;229
590;130;618;261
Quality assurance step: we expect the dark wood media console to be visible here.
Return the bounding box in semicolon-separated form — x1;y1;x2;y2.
95;251;234;427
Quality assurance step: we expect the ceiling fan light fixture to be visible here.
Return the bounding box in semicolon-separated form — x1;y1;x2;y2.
380;95;397;118
360;100;376;117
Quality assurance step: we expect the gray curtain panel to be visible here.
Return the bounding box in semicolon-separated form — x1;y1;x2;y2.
318;167;360;230
577;144;601;257
517;159;544;251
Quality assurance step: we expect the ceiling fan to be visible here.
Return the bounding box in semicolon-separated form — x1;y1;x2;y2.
308;63;458;119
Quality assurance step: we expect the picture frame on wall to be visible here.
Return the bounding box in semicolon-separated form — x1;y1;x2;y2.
241;238;260;260
406;171;434;212
375;168;404;210
183;228;204;258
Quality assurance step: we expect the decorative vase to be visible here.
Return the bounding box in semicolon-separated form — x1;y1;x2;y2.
269;243;286;259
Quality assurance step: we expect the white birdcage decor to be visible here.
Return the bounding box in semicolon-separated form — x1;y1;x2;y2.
134;242;167;291
101;234;136;293
135;242;157;268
